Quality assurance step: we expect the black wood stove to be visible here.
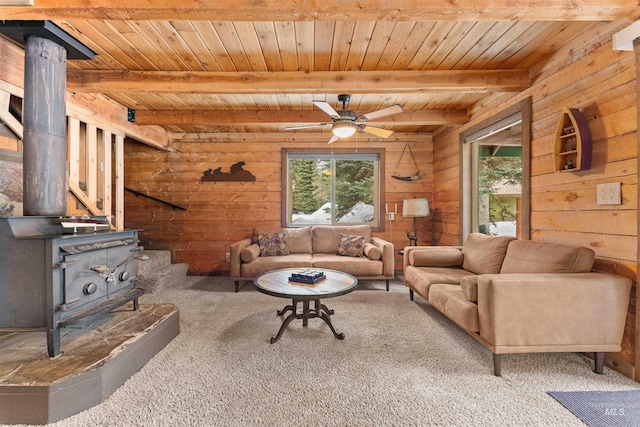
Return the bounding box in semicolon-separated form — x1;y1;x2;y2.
0;216;143;357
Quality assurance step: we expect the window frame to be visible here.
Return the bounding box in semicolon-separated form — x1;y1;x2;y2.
459;98;531;243
281;148;385;232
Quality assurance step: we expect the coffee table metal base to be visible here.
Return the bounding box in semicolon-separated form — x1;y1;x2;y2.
270;298;343;344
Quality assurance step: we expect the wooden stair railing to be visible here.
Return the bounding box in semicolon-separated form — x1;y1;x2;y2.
124;187;187;211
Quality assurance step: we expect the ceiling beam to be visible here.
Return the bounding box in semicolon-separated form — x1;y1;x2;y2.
133;109;469;126
0;0;638;21
67;70;531;94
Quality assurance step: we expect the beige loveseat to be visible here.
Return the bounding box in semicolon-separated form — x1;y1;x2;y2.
230;225;394;292
403;233;632;376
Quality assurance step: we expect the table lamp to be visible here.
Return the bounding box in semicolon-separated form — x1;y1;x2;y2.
403;198;429;246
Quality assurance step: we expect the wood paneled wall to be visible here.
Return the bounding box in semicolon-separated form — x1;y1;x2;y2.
123;132;433;274
432;24;637;379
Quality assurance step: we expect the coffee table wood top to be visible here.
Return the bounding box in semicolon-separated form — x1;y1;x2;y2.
254;268;357;300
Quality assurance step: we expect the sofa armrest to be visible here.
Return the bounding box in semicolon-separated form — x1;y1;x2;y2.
229;237;252;278
402;246;463;271
371;237;394;278
477;272;632;350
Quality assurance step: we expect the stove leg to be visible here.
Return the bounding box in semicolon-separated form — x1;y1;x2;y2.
47;326;60;357
133;297;139;311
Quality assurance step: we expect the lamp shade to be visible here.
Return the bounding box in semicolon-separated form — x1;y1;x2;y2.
403;198;429;217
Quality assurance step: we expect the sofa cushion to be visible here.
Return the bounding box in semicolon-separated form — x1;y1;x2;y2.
312;254;382;276
241;254;313;277
409;248;463;267
336;233;365;257
429;284;479;332
500;240;596;274
404;266;472;301
240;243;260;263
363;243;381;260
283;227;312;254
462;233;515;274
257;232;289;257
460;275;479;303
312;225;371;254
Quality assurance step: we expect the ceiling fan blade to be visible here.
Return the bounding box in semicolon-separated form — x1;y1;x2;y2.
359;104;404;121
361;125;394;139
327;134;340;144
285;123;329;131
312;100;341;119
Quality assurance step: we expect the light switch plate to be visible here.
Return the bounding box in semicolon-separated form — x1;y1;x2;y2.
596;182;622;205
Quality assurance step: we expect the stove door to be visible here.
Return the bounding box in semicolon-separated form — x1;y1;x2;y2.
58;233;139;312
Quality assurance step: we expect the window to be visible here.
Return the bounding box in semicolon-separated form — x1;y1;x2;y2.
282;148;384;229
460;98;531;241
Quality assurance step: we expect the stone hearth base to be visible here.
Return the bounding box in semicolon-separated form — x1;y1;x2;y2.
0;303;179;425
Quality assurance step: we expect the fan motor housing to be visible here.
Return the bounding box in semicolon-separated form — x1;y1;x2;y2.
338;109;357;119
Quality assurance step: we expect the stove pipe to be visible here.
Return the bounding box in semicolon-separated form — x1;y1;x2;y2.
22;36;67;216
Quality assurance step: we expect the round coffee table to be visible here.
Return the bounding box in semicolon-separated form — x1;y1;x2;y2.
253;268;358;343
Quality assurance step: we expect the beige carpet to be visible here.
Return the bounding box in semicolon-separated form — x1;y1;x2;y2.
9;277;639;427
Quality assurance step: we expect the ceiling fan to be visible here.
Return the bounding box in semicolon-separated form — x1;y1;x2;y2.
286;94;404;144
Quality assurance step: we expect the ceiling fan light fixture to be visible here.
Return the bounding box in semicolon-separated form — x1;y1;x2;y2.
332;120;357;138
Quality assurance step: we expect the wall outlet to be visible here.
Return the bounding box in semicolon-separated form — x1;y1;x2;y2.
225;252;230;262
596;182;622;205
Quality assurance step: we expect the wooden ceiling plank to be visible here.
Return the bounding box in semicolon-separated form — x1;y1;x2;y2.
67;69;531;94
57;21;123;71
82;20;148;70
274;21;299;71
493;23;555;69
133;109;468;125
190;21;237;72
409;21;457;70
253;22;284;71
295;22;315;72
435;21;495;70
140;21;202;71
446;21;515;70
486;22;554;70
375;21;416;71
233;22;269;72
171;20;222;71
1;1;638;21
344;21;377;71
212;21;254;71
152;21;206;71
469;22;532;70
62;20;144;70
314;21;334;71
107;21;167;71
389;22;437;70
359;21;397;71
423;22;474;69
329;21;356;71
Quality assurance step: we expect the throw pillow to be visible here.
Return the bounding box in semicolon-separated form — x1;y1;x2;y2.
257;232;289;257
240;243;260;263
336;233;365;257
363;242;381;260
409;248;463;267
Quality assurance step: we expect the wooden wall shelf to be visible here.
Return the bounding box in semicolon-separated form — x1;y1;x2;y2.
554;107;592;172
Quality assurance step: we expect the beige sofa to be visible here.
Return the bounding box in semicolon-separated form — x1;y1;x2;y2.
403;233;632;376
230;225;394;292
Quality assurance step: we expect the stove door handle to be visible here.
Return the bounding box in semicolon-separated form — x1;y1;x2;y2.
55;258;79;269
